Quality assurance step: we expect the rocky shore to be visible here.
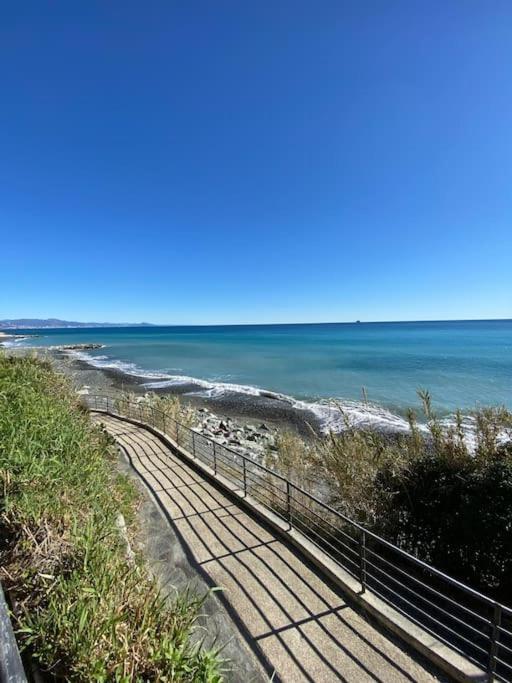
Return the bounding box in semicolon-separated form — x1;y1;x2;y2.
50;343;105;351
45;348;322;438
4;346;319;452
191;406;278;459
0;331;36;344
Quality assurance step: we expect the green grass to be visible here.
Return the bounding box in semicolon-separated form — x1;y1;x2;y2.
0;353;224;681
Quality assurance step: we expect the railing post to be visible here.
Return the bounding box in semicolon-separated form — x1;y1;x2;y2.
176;423;180;445
213;442;217;474
488;603;502;681
243;458;247;496
286;480;292;529
359;529;367;593
192;431;196;458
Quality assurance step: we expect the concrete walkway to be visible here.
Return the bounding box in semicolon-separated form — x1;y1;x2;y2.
94;413;441;683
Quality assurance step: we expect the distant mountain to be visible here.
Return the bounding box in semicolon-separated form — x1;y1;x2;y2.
0;319;154;329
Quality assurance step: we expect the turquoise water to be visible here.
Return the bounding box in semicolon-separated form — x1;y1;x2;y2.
9;320;512;429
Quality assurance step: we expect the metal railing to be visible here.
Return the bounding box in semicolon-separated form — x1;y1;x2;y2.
0;582;27;682
85;391;512;682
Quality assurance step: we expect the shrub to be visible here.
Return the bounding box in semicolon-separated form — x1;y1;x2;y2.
270;392;512;602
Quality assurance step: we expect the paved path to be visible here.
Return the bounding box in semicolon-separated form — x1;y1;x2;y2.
94;413;441;683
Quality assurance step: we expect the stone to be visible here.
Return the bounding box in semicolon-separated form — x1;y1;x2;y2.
62;343;104;350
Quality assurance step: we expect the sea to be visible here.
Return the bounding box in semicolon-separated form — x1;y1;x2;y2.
5;320;512;435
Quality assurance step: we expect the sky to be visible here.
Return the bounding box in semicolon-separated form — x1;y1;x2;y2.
1;1;511;325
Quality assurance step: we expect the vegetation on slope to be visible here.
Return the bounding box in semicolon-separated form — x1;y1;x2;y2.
267;391;512;603
0;354;223;682
104;386;512;603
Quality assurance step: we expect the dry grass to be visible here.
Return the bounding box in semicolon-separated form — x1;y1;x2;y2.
267;394;512;600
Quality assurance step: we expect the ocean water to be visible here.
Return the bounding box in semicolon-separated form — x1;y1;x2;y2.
7;320;512;432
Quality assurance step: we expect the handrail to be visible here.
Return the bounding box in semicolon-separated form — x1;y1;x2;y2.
0;582;27;682
85;391;511;682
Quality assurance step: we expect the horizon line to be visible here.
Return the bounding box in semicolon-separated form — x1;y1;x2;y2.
2;317;511;329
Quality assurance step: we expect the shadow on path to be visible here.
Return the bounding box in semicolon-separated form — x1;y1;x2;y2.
94;413;441;683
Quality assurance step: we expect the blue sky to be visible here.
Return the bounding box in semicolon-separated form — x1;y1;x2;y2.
1;1;511;324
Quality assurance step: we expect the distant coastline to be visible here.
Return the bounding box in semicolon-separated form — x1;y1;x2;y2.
0;318;154;329
1;317;511;330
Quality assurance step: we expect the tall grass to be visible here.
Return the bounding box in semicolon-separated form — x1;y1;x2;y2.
267;393;512;601
0;354;224;681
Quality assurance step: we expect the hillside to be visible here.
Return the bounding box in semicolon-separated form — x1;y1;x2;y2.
0;319;153;329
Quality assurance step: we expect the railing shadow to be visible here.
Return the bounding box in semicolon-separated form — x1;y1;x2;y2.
94;412;440;683
88;395;512;682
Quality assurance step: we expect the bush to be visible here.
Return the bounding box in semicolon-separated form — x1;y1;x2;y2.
270;392;512;603
377;441;512;603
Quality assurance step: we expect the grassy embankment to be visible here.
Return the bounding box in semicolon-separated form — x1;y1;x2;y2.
0;353;224;682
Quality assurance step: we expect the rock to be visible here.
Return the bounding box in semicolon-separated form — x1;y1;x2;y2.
243;440;263;451
184;409;276;463
61;343;104;351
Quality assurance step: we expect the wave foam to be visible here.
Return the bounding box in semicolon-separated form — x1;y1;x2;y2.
66;349;510;447
145;375;413;433
294;398;416;434
0;337;28;348
66;350;173;380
